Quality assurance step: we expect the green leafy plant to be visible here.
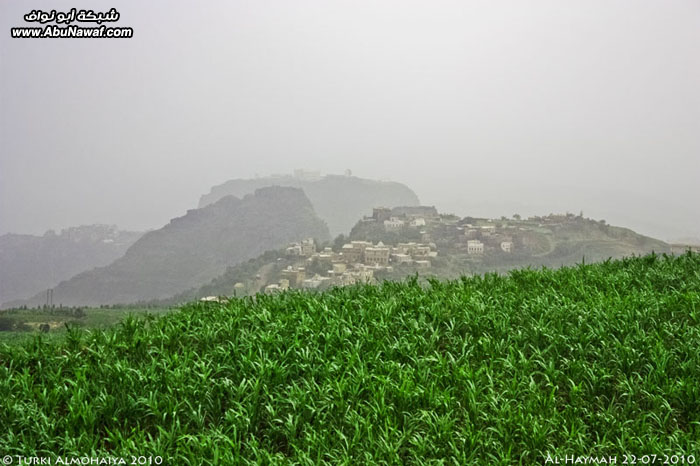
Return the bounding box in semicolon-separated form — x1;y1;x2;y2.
1;253;698;464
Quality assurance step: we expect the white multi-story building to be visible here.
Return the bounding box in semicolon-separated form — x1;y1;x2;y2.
364;244;390;266
300;238;316;256
467;240;484;254
383;217;405;231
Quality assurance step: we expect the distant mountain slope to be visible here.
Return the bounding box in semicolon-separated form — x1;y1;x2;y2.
0;225;142;305
4;187;330;308
199;174;420;236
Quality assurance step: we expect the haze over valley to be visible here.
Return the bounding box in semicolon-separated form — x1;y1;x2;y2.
1;171;690;308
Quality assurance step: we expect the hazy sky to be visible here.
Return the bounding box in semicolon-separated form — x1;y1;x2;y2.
1;0;698;241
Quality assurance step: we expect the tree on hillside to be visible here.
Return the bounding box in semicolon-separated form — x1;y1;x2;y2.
333;234;347;252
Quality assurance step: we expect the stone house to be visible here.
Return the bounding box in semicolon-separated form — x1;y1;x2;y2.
467;240;484;254
364;244;390;266
383;217;405;231
281;266;306;287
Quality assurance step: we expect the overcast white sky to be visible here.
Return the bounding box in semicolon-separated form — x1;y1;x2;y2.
1;0;698;241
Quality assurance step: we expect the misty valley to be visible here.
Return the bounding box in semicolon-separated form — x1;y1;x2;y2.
2;1;699;462
1;172;688;311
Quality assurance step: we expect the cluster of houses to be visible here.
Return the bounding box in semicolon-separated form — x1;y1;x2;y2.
284;238;316;256
339;240;437;267
264;263;377;293
361;206;438;232
264;236;438;292
262;207;528;294
461;223;514;255
212;209;682;301
256;207;554;295
365;206;514;256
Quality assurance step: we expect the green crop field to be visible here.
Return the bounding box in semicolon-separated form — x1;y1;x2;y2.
1;253;699;464
0;307;174;345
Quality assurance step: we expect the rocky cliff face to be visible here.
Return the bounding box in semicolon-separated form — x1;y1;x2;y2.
4;187;330;308
199;175;420;237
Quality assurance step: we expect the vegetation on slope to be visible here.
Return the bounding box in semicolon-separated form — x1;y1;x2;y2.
1;253;699;464
8;187;330;308
0;307;174;345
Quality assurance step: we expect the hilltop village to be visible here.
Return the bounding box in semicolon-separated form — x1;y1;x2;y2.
193;206;669;300
266;238;436;292
256;206;528;293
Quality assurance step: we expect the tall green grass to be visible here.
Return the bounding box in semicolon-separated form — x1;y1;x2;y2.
1;253;699;464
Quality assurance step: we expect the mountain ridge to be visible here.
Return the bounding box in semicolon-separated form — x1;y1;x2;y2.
199;174;420;236
0;225;142;305
4;187;330;308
